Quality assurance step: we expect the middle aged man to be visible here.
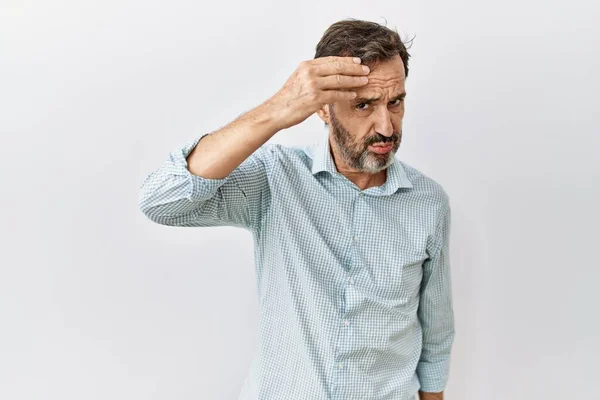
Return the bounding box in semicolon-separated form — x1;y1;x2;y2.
139;18;455;400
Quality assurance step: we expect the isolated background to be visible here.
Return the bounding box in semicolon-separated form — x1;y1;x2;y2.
1;1;598;399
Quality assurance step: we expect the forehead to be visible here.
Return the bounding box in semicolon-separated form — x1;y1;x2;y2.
356;55;406;97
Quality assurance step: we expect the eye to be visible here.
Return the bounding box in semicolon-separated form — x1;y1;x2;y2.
389;99;404;106
356;103;369;110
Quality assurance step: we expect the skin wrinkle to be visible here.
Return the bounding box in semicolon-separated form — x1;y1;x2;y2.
317;54;407;190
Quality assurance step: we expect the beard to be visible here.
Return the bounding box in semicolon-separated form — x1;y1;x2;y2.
329;106;402;174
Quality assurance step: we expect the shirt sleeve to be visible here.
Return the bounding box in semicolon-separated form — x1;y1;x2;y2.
416;201;456;392
138;132;274;231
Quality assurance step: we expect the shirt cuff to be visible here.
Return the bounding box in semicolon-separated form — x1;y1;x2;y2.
170;133;230;202
416;359;451;393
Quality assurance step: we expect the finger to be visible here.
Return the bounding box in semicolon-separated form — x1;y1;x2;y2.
317;74;369;90
315;61;370;77
321;89;358;102
311;56;362;66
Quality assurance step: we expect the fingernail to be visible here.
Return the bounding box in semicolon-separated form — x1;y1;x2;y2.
353;57;361;64
362;65;370;73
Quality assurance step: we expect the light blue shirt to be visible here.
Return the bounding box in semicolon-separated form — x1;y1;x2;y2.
138;132;455;400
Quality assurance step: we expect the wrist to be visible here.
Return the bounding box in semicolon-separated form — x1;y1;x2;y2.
240;100;285;138
260;92;313;131
418;391;444;400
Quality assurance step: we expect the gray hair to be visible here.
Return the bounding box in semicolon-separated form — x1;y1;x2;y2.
314;18;413;76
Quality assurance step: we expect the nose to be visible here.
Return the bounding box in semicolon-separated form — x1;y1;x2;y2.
373;107;394;138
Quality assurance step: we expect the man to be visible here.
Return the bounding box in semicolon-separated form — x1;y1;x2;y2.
139;19;455;400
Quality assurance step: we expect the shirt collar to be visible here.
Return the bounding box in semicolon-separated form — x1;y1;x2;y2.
310;134;413;194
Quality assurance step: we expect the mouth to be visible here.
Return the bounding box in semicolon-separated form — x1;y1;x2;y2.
368;143;393;154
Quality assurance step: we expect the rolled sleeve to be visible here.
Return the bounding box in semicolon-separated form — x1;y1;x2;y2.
174;133;231;202
138;132;273;230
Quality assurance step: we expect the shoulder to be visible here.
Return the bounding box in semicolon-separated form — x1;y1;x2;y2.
398;159;450;212
253;141;316;169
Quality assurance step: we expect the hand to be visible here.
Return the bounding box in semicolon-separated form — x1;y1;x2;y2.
418;391;444;400
265;56;370;130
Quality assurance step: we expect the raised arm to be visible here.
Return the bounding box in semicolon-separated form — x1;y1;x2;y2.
138;56;371;230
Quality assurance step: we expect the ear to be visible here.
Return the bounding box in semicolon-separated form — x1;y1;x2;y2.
316;104;331;125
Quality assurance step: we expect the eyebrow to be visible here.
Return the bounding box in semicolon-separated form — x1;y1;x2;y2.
354;92;407;104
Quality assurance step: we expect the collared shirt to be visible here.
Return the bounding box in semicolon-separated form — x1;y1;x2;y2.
138;132;455;400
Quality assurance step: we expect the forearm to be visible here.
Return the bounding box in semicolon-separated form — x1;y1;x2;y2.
186;100;282;179
187;56;370;179
418;390;443;400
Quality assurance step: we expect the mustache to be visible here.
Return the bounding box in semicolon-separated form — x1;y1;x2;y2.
365;132;401;146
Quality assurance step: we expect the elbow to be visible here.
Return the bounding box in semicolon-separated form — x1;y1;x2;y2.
137;189;178;226
139;206;175;226
137;194;204;227
138;202;174;226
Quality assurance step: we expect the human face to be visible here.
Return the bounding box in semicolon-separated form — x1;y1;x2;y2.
326;55;406;174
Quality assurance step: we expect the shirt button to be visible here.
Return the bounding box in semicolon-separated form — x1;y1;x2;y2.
348;277;354;285
337;362;343;369
344;319;350;326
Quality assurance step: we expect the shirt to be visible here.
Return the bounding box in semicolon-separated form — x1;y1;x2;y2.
138;132;455;400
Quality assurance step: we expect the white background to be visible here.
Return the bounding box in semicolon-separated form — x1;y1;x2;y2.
1;1;598;399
